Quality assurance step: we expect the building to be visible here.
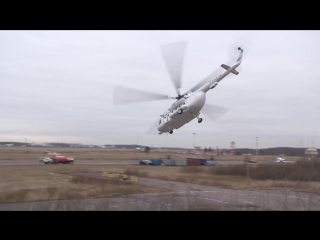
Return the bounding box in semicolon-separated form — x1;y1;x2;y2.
305;148;319;160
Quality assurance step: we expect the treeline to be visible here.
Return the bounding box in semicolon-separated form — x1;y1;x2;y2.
235;147;319;156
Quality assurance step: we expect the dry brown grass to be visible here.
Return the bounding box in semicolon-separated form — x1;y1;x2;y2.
0;164;160;203
123;169;149;177
172;161;320;192
202;160;320;182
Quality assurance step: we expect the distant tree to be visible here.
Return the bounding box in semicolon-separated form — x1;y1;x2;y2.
145;146;150;153
236;151;241;155
204;148;207;153
208;147;212;152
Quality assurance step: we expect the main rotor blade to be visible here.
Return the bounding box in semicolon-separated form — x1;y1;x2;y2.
113;86;175;105
146;119;161;135
201;103;229;121
160;41;187;96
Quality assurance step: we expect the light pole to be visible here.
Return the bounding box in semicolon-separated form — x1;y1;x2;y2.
256;137;259;155
193;133;196;154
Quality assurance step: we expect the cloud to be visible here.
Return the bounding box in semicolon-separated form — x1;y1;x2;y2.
1;30;319;148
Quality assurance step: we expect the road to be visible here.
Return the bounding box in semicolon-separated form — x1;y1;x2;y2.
0;159;272;166
0;173;318;211
0;159;139;165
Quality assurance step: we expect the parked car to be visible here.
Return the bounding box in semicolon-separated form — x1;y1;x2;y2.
205;160;220;165
248;159;257;163
139;160;152;165
275;157;286;163
39;157;52;162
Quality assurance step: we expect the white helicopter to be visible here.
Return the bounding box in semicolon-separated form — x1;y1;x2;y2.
113;41;245;135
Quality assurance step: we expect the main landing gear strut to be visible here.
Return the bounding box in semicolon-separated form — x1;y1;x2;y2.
196;115;203;123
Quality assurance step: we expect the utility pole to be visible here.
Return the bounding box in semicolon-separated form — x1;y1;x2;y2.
193;133;196;155
247;162;250;179
256;137;259;155
25;138;29;152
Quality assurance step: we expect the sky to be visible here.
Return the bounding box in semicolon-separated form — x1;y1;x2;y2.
1;30;320;149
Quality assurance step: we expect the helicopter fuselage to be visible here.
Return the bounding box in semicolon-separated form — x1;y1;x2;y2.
157;90;206;133
113;42;244;135
157;49;242;134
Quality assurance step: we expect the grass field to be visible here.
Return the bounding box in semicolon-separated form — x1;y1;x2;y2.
0;147;318;205
1;161;320;204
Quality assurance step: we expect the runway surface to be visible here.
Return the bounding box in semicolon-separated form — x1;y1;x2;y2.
0;173;319;211
0;159;270;166
0;159;138;165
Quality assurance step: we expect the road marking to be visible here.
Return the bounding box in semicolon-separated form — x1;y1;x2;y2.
161;203;171;206
223;196;233;199
243;201;254;204
279;195;314;201
202;198;228;204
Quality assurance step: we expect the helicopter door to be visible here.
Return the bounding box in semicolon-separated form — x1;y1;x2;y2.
164;114;169;123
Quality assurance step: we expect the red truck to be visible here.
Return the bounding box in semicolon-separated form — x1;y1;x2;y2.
45;156;74;164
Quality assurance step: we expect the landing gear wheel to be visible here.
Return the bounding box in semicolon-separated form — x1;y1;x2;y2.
198;118;203;123
169;130;173;134
178;109;183;114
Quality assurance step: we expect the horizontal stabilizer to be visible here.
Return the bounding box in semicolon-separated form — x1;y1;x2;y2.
221;64;239;75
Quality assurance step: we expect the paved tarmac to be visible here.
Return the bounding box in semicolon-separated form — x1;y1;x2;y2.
0;159;139;165
0;159;271;166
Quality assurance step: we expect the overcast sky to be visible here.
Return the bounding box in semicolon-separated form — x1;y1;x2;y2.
1;30;319;149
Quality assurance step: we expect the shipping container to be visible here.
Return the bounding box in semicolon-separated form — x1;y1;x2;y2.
163;159;175;166
187;158;207;165
150;159;163;165
51;157;74;164
174;159;187;166
186;159;201;166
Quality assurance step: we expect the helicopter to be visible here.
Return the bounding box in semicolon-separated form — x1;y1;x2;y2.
162;155;179;159
113;41;245;135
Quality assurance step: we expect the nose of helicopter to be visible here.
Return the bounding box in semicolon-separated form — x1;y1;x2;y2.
189;91;206;112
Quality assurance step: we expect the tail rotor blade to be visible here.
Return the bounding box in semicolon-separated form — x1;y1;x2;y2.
113;86;175;105
161;41;187;96
226;37;252;74
228;37;251;61
201;103;229;121
183;40;248;95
